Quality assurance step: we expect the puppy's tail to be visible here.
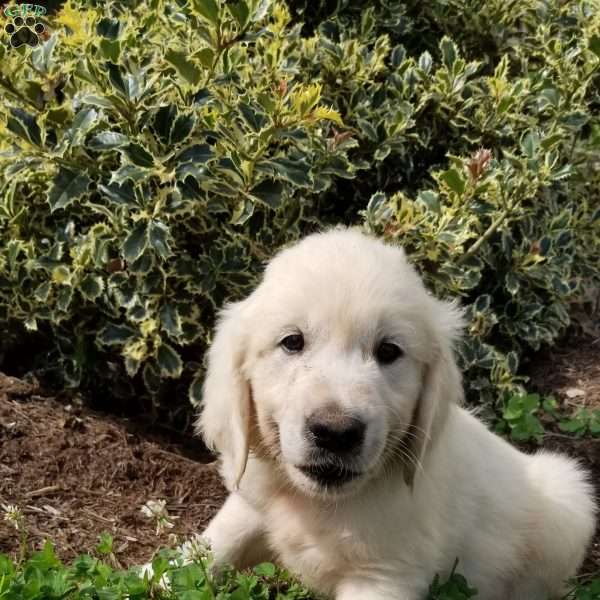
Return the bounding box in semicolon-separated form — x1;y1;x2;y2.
527;451;597;588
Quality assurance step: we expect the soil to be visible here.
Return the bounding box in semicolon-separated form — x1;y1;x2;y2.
525;335;600;576
0;373;226;567
0;335;598;576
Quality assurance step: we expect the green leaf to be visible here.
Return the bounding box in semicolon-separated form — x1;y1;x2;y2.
196;47;215;69
231;197;255;225
539;133;564;151
129;252;153;275
29;541;61;571
80;94;115;109
374;144;391;161
31;33;58;74
227;0;250;28
96;532;113;555
166;49;202;85
143;361;161;393
440;168;465;196
589;34;600;58
100;38;120;62
589;412;600;435
52;265;70;285
34;281;51;302
266;157;313;187
254;562;276;577
192;0;220;25
249;179;283;208
239;102;268;132
365;195;388;221
505;272;520;295
7;107;43;146
154;104;177;143
97;16;120;38
99;181;136;205
177;144;214;164
156;343;183;378
418;50;433;73
57;286;74;311
123;143;155;168
561;111;588;130
48;168;91;212
417;190;440;213
521;393;540;414
358;118;378;142
80;274;104;301
88;131;129;150
474;294;491;312
313;105;343;126
160;303;183;338
189;374;203;406
503;396;523;421
506;351;519;374
558;419;587;434
171;114;196;145
66;107;98;147
110;164;151;184
98;323;137;346
123;221;149;263
521;131;540;158
105;61;127;96
250;0;271;21
511;414;543;442
148;220;171;260
440;36;457;69
542;396;559;416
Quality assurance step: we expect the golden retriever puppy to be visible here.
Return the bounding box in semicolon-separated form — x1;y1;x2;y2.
198;228;596;600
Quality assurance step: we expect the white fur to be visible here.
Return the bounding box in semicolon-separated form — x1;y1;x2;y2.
197;228;597;600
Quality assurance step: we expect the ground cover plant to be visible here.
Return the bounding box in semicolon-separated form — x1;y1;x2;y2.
0;537;598;599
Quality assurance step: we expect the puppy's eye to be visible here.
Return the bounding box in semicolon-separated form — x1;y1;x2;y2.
375;341;403;364
280;333;304;353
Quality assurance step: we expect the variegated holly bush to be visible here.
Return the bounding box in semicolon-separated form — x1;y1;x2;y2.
0;0;599;426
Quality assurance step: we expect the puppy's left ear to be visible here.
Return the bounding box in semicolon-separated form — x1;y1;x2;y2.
404;299;464;487
196;300;251;490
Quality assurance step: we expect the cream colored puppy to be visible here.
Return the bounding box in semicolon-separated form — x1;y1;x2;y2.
198;228;596;600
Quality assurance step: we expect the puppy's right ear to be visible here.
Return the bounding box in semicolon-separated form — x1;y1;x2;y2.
196;301;251;490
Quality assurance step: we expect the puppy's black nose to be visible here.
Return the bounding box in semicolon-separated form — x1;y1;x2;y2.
307;411;366;454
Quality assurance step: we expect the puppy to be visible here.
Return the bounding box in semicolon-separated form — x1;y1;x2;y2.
198;228;596;600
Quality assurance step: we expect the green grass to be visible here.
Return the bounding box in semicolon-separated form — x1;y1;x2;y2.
1;539;599;599
496;392;600;444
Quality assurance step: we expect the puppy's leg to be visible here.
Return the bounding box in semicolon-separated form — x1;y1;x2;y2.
202;492;273;569
336;578;420;600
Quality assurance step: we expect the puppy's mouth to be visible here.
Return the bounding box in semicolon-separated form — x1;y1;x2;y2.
298;463;362;487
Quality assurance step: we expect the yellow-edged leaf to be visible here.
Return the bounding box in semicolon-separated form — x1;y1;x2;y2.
290;83;322;116
313;105;344;126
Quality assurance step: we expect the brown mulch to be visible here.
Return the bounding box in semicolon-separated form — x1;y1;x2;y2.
0;372;226;567
527;335;600;411
0;334;599;576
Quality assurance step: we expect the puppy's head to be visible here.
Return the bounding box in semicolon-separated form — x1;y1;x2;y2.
198;228;464;498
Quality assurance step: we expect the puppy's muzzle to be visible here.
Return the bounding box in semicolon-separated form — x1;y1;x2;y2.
306;408;366;455
299;409;366;487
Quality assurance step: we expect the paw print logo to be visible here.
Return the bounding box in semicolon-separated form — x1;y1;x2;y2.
4;16;45;48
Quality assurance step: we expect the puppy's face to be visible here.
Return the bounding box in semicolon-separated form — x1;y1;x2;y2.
200;230;462;499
